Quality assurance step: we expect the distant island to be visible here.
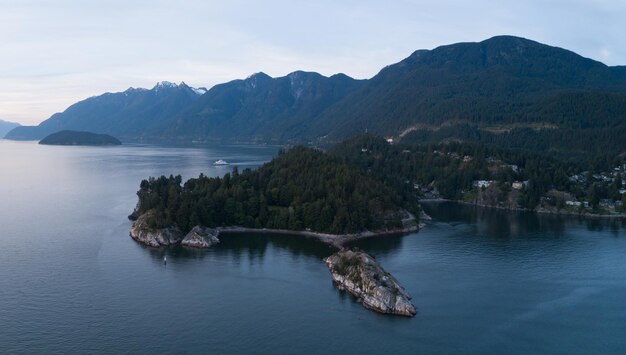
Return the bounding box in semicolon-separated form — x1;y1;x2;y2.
39;130;122;146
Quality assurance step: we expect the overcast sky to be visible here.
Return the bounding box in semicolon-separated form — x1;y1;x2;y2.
1;0;625;125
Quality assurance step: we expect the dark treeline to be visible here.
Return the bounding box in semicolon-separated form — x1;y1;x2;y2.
134;147;408;235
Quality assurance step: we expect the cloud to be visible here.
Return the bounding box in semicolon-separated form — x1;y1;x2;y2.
599;48;611;61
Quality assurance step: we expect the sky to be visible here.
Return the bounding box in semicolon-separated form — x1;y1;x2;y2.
1;0;625;125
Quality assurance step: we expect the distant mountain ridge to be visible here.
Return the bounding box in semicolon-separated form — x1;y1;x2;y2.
313;36;626;141
6;73;363;143
0;119;20;138
168;71;364;143
5;81;204;141
6;36;626;155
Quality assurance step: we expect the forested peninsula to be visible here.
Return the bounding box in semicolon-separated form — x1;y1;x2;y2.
128;146;419;248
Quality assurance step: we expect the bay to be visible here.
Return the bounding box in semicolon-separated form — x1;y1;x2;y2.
0;140;625;354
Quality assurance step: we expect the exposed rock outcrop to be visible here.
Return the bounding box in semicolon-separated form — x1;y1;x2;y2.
325;250;416;317
181;225;220;248
129;211;183;247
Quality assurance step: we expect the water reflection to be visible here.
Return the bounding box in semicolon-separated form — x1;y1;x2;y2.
136;202;625;268
422;201;624;238
219;233;335;260
344;233;405;257
138;232;334;266
580;217;626;234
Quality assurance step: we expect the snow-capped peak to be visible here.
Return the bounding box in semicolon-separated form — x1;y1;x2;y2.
154;81;178;89
179;81;206;95
150;81;207;95
192;87;207;95
125;87;148;93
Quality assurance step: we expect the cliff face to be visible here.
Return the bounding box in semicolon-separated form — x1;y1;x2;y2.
129;211;183;247
325;250;416;316
129;210;221;248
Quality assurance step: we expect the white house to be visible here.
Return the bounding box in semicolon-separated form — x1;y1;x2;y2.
474;180;492;188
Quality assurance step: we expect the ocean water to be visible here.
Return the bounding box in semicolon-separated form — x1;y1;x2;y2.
0;140;625;354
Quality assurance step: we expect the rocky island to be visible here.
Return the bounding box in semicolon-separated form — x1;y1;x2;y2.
39;130;121;146
325;250;416;316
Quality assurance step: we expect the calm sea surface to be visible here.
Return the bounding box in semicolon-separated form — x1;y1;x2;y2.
1;140;625;354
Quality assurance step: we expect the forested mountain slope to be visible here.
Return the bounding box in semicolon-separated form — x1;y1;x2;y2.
7;36;626;155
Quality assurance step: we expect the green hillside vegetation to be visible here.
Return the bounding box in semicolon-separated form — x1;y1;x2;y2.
132;134;625;237
399;124;626;161
314;37;626;156
132;147;410;235
316;37;626;138
330;135;625;212
39;130;121;146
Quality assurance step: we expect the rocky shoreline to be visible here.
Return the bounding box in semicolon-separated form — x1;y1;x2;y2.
325;250;416;317
129;210;419;249
129;212;220;248
130;221;419;249
129;211;182;247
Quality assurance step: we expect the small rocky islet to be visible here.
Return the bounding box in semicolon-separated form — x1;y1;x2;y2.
325;250;416;317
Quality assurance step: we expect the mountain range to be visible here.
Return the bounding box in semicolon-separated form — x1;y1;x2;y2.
6;36;626;155
0;120;20;138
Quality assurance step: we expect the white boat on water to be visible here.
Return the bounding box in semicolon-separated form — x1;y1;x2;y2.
213;159;229;166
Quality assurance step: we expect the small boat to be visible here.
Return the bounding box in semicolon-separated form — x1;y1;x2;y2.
213;159;229;166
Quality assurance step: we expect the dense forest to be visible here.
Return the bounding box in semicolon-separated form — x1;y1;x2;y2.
315;37;626;149
132;134;625;237
399;124;626;162
131;147;412;235
330;135;626;213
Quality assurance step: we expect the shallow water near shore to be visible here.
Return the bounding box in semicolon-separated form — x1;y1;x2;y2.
1;140;625;354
